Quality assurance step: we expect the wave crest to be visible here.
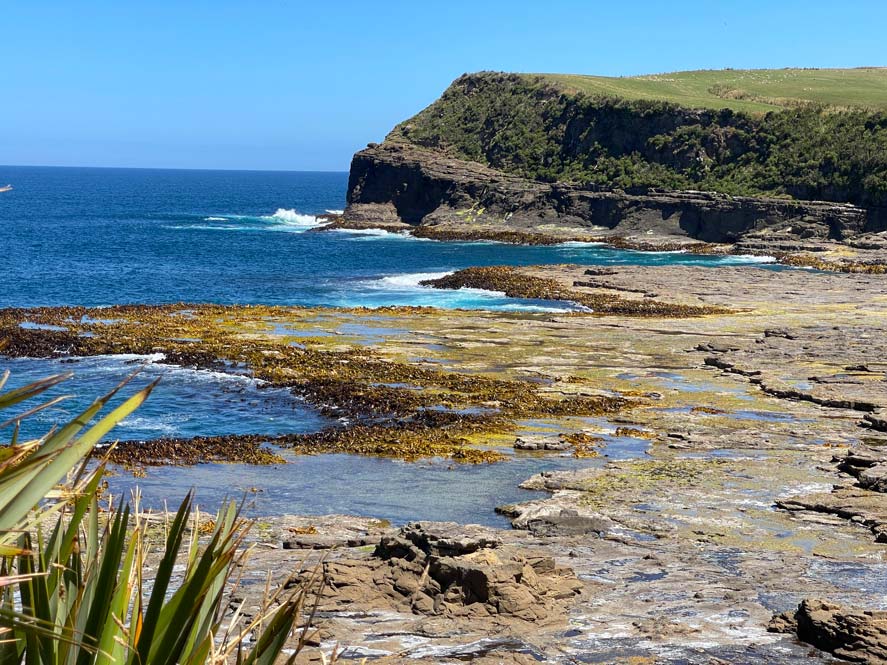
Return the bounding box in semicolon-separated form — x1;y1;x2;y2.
265;208;320;227
377;271;453;288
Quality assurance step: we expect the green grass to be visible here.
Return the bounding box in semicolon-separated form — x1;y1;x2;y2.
538;68;887;113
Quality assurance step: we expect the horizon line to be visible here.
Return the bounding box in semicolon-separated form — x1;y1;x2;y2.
0;163;350;174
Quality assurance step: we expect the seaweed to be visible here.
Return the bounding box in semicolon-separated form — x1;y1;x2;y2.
421;266;730;317
776;253;887;274
0;304;634;467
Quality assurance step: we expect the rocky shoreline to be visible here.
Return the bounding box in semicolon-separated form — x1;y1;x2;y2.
334;141;887;273
3;260;887;662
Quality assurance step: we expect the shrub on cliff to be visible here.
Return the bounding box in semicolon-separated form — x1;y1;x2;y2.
393;72;887;207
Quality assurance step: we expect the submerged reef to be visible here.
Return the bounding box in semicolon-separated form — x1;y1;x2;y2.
0;304;630;469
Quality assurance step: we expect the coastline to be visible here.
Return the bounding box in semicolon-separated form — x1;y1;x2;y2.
334;140;887;274
320;214;887;274
3;258;887;662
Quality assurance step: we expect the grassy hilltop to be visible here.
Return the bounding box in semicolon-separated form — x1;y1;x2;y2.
392;69;887;207
544;68;887;113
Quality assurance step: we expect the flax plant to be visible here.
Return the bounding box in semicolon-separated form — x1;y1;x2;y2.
0;370;320;664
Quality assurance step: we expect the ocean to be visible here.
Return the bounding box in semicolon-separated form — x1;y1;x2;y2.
0;165;772;310
0;165;775;524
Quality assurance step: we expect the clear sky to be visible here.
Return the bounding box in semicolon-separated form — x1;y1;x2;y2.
2;0;885;171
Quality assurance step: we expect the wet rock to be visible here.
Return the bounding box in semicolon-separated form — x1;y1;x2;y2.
838;446;887;493
764;328;797;340
633;617;701;640
497;489;613;534
865;411;887;433
518;469;595;492
777;488;887;543
312;522;582;624
283;535;381;550
513;434;571;451
422;266;728;317
696;341;740;353
278;515;393;550
378;521;502;558
776;445;887;543
699;326;887;419
769;599;887;664
860;466;887;493
526;510;611;537
283;534;349;550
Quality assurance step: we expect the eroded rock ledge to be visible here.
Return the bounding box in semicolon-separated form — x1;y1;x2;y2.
770;599;887;664
777;446;887;543
341;142;887;268
313;522;583;623
420;265;730;317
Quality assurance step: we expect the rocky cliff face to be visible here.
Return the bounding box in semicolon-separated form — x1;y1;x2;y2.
342;71;887;252
345;141;885;245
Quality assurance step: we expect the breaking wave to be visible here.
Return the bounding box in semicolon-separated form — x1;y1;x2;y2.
262;208;320;227
377;271;455;288
353;271;577;312
170;208;322;233
718;253;778;264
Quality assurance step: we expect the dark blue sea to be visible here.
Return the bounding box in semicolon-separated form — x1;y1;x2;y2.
0;165;773;310
0;166;775;523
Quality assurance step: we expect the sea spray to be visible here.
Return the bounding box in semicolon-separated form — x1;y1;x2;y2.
264;208;320;227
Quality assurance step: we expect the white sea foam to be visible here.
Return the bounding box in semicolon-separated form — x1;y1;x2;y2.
376;272;453;288
720;253;778;264
361;271;579;312
57;353;279;396
324;209;345;215
493;302;578;313
365;270;509;300
557;240;607;247
333;227;435;242
116;416;179;436
264;208;320;227
168;208;320;233
93;352;167;364
334;228;399;237
163;225;267;233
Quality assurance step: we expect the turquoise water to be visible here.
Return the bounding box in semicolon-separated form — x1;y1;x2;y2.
0;166;776;523
3;356;652;526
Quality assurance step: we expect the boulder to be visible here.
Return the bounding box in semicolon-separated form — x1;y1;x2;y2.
838;446;887;493
769;599;887;664
315;522;582;623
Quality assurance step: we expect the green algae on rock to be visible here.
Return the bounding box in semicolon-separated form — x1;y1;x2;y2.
0;304;634;466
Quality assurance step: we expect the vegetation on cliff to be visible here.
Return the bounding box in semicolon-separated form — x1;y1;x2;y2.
391;71;887;208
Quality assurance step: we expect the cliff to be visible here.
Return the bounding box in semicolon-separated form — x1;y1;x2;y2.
346;141;883;245
342;71;887;255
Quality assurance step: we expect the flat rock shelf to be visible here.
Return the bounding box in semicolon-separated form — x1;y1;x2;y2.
3;260;887;662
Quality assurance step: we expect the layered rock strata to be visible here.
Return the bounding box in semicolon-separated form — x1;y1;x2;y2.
343;142;886;250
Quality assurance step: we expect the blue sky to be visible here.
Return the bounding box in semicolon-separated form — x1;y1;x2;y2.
2;0;885;171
